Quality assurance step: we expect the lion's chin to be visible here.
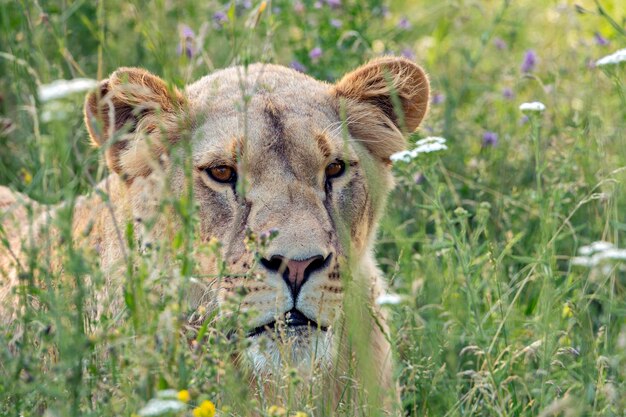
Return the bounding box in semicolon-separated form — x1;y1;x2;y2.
245;328;334;376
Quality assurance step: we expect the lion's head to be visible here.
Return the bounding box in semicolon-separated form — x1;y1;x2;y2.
83;57;429;376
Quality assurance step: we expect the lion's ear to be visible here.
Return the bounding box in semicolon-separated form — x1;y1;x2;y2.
84;67;187;180
332;57;429;160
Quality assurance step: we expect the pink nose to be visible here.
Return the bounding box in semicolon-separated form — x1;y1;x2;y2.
261;254;328;298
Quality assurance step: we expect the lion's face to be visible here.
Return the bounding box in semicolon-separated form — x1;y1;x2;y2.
84;59;429;374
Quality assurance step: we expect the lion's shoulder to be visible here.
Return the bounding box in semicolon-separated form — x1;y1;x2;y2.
0;185;19;208
0;186;37;235
0;186;37;312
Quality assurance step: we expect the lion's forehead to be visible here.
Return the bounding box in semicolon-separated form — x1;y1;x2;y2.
190;95;340;145
185;63;331;107
188;72;357;183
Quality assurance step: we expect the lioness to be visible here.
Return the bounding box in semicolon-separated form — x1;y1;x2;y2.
0;57;429;413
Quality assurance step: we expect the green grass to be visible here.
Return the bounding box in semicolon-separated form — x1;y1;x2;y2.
1;0;625;416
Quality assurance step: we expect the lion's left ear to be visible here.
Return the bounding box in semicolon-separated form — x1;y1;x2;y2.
332;57;430;160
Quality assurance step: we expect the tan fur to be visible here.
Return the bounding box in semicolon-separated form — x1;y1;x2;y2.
0;186;34;307
1;57;429;413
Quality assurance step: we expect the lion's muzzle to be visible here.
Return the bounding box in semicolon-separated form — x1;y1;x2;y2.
260;253;332;300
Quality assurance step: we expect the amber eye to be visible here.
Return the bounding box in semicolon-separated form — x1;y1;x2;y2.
325;160;346;179
206;165;237;184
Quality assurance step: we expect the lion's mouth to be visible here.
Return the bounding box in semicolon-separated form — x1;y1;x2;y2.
246;309;327;338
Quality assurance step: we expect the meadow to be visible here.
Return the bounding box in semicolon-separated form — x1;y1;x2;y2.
0;0;625;416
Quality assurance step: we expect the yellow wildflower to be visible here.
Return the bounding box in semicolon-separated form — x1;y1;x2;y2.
268;405;286;416
292;412;307;417
177;389;191;403
258;1;267;13
562;303;573;319
193;400;216;417
21;168;32;185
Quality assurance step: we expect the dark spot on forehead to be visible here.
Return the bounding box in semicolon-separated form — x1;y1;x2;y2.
259;96;297;177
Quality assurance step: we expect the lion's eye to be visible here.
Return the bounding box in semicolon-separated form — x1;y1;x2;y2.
206;165;237;184
325;160;346;179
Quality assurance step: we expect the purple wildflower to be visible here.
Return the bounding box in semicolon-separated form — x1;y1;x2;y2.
213;11;228;25
241;0;252;9
502;87;514;100
413;173;425;185
521;49;537;73
309;47;323;60
330;18;343;28
482;131;498;147
325;0;341;8
593;32;609;46
401;48;415;60
259;228;279;244
181;25;194;39
519;115;529;125
431;93;445;105
493;37;507;50
313;1;322;9
177;25;195;58
290;60;307;73
293;1;305;13
397;17;411;30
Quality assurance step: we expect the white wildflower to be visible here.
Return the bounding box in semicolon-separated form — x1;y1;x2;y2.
415;136;447;145
595;48;626;67
389;150;415;163
412;141;448;154
571;256;597;267
137;399;186;416
375;293;403;306
578;241;614;256
599;248;626;261
571;240;626;269
415;136;447;149
38;78;98;102
390;136;448;162
519;101;546;113
155;389;178;399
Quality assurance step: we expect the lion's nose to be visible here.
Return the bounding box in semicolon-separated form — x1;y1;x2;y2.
261;254;330;299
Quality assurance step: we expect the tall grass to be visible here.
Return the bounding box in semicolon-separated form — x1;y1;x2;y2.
1;0;625;416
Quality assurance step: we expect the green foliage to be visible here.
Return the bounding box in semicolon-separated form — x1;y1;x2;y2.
1;0;625;416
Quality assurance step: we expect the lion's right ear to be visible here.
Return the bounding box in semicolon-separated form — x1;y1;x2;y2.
84;67;187;180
